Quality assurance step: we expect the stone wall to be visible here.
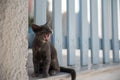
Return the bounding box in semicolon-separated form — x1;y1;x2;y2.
0;0;28;80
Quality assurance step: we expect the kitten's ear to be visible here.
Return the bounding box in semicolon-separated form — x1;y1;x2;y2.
44;21;49;26
32;24;40;33
44;21;53;34
44;21;52;28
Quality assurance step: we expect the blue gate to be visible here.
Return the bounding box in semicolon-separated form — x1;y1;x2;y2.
28;0;120;67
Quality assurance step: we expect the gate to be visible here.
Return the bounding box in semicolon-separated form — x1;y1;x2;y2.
29;0;120;68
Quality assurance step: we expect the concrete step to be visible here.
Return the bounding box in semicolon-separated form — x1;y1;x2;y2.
28;49;120;80
29;64;120;80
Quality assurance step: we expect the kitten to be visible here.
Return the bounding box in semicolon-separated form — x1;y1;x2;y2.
32;23;76;80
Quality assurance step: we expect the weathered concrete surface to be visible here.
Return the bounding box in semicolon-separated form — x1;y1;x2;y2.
0;0;28;80
29;64;120;80
28;49;120;80
77;65;120;80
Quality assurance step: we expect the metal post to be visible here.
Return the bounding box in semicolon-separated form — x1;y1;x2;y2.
111;0;119;63
34;0;47;25
52;0;63;65
80;0;89;66
90;0;100;64
67;0;76;66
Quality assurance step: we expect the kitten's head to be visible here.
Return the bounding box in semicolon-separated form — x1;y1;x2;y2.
32;22;53;35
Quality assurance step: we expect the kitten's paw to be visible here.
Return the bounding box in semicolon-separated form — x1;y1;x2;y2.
49;70;58;76
42;73;50;78
32;73;39;77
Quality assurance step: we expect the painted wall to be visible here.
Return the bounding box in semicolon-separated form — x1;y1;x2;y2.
0;0;28;80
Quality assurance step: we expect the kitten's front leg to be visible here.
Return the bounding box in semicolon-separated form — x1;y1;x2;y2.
42;45;51;78
42;60;51;78
33;63;40;76
49;43;60;76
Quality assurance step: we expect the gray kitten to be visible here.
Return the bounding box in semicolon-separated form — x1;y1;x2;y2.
32;23;76;80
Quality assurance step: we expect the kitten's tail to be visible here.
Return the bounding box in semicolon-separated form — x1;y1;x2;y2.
60;67;76;80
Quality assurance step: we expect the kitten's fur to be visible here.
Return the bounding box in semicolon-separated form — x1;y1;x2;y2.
32;23;76;80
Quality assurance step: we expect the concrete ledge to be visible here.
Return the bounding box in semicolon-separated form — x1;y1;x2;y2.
28;49;120;80
29;64;120;80
77;64;120;80
29;73;70;80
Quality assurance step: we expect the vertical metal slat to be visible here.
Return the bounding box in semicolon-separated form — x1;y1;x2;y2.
67;0;76;66
111;0;119;63
53;0;63;65
80;0;89;66
90;0;100;64
102;0;111;64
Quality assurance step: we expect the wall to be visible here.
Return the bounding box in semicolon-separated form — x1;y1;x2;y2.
0;0;28;80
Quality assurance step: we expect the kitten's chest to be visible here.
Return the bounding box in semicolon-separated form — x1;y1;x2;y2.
33;42;49;55
33;46;46;60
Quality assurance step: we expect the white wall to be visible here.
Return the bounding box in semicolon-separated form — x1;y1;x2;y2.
0;0;28;80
